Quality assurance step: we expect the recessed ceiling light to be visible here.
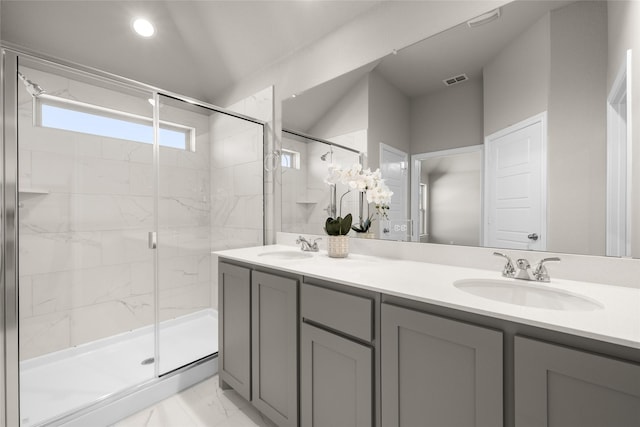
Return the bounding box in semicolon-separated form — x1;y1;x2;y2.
133;18;155;38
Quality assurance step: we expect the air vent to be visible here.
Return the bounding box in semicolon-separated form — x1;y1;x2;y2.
443;74;469;87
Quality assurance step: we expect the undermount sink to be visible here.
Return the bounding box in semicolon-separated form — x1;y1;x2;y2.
258;250;314;260
454;279;603;311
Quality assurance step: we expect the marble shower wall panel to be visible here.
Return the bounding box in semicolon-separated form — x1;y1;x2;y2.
281;136;309;233
209;88;270;311
281;130;364;235
17;68;213;359
158;99;213;323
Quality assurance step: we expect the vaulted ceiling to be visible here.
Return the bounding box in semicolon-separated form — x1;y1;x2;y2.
1;0;383;102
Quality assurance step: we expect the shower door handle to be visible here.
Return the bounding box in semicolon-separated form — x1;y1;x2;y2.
148;231;157;249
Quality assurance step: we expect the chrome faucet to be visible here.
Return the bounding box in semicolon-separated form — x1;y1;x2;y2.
493;252;560;282
296;236;321;252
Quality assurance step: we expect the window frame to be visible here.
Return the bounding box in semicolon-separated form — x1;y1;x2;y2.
281;148;301;169
34;94;196;152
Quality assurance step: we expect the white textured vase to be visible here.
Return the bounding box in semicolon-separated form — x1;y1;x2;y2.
357;232;375;239
327;235;349;258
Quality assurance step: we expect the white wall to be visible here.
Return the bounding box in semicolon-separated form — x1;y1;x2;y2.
483;12;550;137
367;70;411;170
411;77;483;155
607;0;640;256
547;1;608;256
308;74;368;140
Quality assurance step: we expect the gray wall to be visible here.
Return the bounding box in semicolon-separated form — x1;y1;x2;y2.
411;78;483;155
427;167;481;246
483;12;550;137
366;70;411;170
483;2;608;256
547;1;607;256
308;75;369;140
607;0;640;256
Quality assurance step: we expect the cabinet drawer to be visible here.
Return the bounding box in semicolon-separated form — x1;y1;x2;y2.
301;283;373;342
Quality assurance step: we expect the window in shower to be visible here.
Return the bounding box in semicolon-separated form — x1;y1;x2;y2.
35;97;195;150
281;148;300;169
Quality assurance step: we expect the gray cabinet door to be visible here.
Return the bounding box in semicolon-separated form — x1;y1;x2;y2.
515;336;640;427
252;271;299;427
381;303;503;427
219;262;251;401
300;323;373;427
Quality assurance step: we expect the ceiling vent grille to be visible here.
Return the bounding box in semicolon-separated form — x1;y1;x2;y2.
443;74;469;87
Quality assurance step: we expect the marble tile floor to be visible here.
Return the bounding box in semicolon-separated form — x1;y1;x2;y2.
111;375;277;427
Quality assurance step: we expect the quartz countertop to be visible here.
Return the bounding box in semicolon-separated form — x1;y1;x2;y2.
215;244;640;350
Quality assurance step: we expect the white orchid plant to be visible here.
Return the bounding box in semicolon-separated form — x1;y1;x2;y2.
324;163;393;233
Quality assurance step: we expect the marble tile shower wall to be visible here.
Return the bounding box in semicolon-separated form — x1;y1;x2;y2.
209;88;270;309
281;135;309;233
17;68;213;360
281;130;365;235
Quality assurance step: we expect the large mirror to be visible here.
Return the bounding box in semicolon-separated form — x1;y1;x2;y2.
282;0;640;258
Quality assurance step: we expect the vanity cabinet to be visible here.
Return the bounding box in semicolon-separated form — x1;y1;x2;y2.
219;256;639;427
219;262;299;427
514;336;640;427
300;282;377;427
381;303;504;427
219;262;252;400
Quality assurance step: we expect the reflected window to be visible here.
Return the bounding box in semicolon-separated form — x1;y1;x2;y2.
281;148;300;169
36;97;195;151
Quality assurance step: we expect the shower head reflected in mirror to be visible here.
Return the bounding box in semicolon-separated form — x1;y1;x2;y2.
320;150;332;161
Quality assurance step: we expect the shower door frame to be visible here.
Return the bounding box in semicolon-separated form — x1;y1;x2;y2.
2;47;21;427
1;45;268;426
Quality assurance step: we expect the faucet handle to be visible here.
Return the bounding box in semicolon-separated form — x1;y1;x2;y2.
493;252;516;277
533;257;561;282
311;238;322;251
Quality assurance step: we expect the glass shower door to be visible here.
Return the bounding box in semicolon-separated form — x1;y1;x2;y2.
17;58;157;426
156;94;264;374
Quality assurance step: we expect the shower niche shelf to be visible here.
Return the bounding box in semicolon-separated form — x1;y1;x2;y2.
19;188;49;207
19;188;49;197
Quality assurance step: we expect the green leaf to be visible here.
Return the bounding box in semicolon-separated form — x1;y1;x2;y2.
325;213;352;235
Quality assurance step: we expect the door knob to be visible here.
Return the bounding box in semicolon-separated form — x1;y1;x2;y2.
528;233;539;241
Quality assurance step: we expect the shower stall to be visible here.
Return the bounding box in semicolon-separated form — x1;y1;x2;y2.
280;130;362;235
1;48;266;426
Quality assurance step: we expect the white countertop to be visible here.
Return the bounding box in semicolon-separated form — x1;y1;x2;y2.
215;244;640;350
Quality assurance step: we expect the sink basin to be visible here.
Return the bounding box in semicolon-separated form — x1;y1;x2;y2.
453;279;603;311
258;251;314;260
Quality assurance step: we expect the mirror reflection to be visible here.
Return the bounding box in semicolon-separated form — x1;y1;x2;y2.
282;0;639;258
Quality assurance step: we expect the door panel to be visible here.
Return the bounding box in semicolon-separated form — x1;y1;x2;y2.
515;336;640;427
379;144;409;241
301;323;372;427
252;271;298;427
485;113;546;251
381;303;503;427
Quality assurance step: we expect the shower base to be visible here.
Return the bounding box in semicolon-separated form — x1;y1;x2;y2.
20;308;218;427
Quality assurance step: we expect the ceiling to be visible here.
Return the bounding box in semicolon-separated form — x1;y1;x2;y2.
283;0;574;133
1;0;384;103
